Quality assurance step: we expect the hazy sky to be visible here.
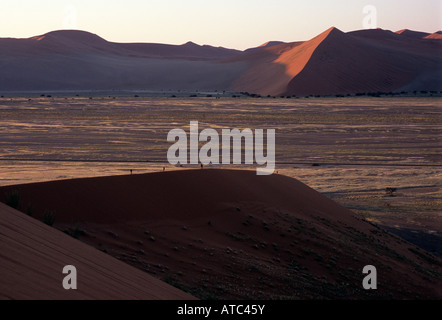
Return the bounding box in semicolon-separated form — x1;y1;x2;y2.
1;0;441;50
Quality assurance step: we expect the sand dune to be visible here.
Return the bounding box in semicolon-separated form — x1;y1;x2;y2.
6;30;241;60
425;31;442;39
395;29;431;39
0;30;247;92
227;41;304;95
1;169;441;299
0;28;440;94
0;201;195;299
243;41;286;53
0;169;358;225
235;27;442;96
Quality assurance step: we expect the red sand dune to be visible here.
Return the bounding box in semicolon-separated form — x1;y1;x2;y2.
234;27;442;96
0;27;440;94
1;169;441;299
226;41;304;95
258;41;285;48
0;202;194;299
425;31;442;39
8;30;241;60
0;30;246;92
243;41;286;53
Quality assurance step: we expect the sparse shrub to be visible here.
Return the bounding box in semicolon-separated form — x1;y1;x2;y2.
64;224;86;239
163;274;186;291
385;187;397;197
43;210;56;226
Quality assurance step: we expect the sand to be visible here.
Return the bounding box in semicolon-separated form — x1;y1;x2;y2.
1;28;440;95
425;31;442;40
0;30;247;92
1;169;440;299
395;29;431;39
0;202;195;300
235;27;442;96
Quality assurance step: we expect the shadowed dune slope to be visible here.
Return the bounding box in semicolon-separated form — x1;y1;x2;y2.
0;202;195;300
0;30;246;91
395;29;431;39
5;30;241;59
0;169;360;224
1;169;441;299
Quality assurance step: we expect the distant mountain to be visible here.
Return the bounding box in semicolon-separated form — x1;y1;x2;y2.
0;28;440;94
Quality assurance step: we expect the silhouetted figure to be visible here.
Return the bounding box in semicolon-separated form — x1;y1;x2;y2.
163;167;165;172
130;169;133;175
201;163;203;169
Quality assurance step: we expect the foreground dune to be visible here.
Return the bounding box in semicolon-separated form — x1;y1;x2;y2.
1;169;440;299
0;202;194;300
